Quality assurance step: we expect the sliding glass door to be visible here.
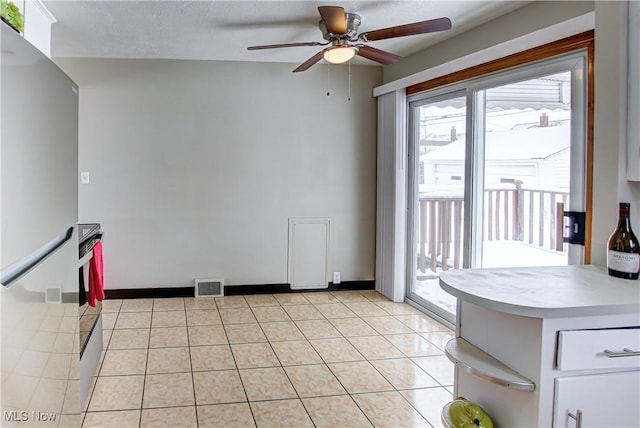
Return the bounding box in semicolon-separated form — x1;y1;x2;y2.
406;53;588;324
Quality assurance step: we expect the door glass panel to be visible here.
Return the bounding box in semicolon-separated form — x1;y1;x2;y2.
480;72;570;268
407;95;467;324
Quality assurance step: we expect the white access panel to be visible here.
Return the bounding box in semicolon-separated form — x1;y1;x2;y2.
288;218;330;290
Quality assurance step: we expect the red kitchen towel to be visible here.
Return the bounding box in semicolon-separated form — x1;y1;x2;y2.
88;241;105;307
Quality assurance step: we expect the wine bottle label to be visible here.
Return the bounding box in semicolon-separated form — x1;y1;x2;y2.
608;250;640;273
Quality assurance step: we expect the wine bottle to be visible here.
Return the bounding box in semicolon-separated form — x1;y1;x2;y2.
607;202;640;280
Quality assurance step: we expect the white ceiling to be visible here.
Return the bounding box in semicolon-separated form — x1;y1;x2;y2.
43;1;528;68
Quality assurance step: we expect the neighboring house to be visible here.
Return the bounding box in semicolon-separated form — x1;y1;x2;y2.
419;123;570;192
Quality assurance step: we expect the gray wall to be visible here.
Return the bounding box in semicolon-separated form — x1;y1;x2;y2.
56;58;382;289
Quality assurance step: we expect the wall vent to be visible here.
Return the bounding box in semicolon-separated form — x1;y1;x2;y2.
194;278;224;298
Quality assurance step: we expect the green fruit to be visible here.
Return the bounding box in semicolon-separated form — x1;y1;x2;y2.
446;397;494;428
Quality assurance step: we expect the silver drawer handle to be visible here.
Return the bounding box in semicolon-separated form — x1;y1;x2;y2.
568;409;582;428
604;348;640;358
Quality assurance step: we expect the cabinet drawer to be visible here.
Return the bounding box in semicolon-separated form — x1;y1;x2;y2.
557;328;640;371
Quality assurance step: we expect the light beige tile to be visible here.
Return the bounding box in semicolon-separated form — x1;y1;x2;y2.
270;340;323;366
313;303;357;319
58;413;83;428
188;325;228;346
101;329;113;350
284;364;346;398
82;410;140;427
309;337;365;363
147;347;191;374
330;291;369;302
108;328;150;349
214;296;248;309
114;312;152;329
411;355;455;386
244;294;279;307
190;345;236;371
149;326;189;348
302;395;372;428
88;375;144;411
100;349;147;376
400;387;453;428
384;333;443;357
231;343;280;369
395;314;451;333
141;406;197;427
371;358;439;390
224;323;267;344
239;367;297;401
219;308;257;324
184;297;218;310
251;399;314;428
53;332;77;354
152;310;187;328
120;298;154;312
328;361;394;394
282;304;324;320
344;301;390;317
251;306;291;322
197;403;255;427
101;313;118;330
153;297;185;311
273;293;310;305
302;292;340;304
100;299;123;313
362;316;413;335
347;335;405;360
186;309;222;326
375;301;421;315
359;290;390;302
329;318;378;337
143;372;195;408
259;321;305;342
295;319;341;339
352;391;430;428
193;370;246;405
419;331;455;351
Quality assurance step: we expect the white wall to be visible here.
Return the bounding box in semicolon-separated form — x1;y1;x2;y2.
56;58;381;289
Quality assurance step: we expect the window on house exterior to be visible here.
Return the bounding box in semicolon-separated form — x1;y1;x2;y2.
405;32;593;323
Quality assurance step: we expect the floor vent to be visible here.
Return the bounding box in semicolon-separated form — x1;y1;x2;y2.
194;278;224;298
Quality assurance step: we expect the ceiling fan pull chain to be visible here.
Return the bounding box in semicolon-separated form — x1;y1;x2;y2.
327;63;331;96
348;60;351;101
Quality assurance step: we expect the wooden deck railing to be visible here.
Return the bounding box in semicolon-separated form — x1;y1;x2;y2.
416;183;569;273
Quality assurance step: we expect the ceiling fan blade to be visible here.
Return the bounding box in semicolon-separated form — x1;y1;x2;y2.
361;17;452;41
356;45;401;65
318;6;347;35
248;42;325;50
293;51;325;73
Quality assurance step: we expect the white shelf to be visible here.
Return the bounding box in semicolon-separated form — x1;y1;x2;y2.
445;338;536;391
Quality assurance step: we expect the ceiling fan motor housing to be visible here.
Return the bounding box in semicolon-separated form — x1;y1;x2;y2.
319;13;361;40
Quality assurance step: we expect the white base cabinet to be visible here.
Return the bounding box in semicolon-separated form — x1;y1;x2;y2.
554;371;640;428
439;266;640;428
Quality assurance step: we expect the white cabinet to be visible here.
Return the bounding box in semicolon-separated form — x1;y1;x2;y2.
439;266;640;428
554;371;640;427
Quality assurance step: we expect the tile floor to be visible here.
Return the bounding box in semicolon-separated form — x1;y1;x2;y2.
83;290;455;427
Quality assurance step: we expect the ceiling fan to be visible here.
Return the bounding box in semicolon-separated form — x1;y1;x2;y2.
247;6;452;73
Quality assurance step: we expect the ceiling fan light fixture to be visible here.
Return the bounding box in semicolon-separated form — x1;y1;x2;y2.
323;46;357;64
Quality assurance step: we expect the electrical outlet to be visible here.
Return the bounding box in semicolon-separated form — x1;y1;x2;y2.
80;171;90;184
333;271;341;284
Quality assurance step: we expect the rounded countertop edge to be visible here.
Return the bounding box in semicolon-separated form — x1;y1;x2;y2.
439;266;640;319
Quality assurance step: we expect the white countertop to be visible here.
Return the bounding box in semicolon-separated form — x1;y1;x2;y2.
439;265;640;318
